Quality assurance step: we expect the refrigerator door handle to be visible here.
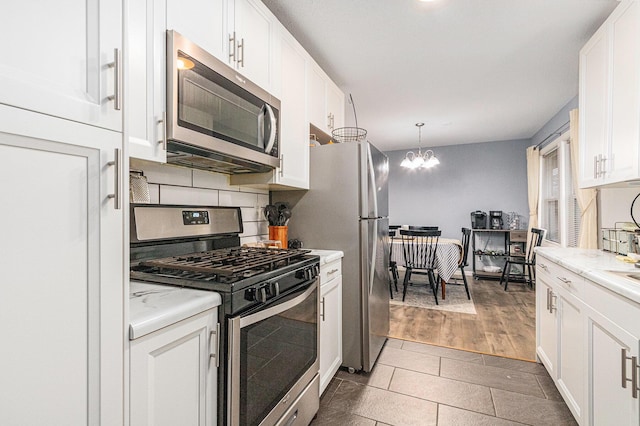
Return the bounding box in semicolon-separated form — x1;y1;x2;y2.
369;219;378;295
366;143;378;218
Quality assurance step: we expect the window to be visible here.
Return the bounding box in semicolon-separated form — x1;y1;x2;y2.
539;133;581;247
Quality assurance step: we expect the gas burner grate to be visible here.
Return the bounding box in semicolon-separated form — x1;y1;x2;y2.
140;247;310;277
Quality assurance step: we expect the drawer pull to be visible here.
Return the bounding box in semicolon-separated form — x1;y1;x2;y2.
549;291;557;313
557;277;571;284
539;263;548;271
327;268;339;276
546;287;550;311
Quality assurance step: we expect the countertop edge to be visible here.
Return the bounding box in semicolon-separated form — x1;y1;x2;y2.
537;247;640;305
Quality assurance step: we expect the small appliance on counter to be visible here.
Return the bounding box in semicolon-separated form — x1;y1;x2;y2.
471;211;487;229
490;211;504;229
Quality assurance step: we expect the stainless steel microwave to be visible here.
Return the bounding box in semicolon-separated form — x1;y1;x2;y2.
166;30;280;174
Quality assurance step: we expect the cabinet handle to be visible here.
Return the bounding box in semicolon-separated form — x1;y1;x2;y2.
594;155;598;179
539;263;548;271
557;277;571;284
229;32;236;64
158;111;167;150
320;297;325;321
621;348;639;399
549;291;557;313
107;148;121;210
279;154;284;177
546;288;550;311
600;155;607;176
327;268;339;276
237;38;244;68
107;48;122;110
210;322;220;368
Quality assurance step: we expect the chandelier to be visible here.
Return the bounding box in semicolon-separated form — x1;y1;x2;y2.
400;123;440;169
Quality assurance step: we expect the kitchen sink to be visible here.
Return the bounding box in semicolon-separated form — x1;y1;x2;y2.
605;270;640;283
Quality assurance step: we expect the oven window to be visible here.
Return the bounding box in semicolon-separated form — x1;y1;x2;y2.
239;287;317;426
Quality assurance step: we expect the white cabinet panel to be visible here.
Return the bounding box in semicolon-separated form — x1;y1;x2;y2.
130;309;218;426
319;274;342;395
167;0;225;60
128;0;168;162
0;1;122;131
557;290;585;423
536;278;557;377
0;107;124;426
233;0;272;90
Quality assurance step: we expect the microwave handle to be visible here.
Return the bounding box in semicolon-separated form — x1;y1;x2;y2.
263;104;277;154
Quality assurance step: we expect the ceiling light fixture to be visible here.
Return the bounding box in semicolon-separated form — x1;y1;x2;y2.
400;123;440;169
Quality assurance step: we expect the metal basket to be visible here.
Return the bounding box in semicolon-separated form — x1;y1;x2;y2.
332;127;367;143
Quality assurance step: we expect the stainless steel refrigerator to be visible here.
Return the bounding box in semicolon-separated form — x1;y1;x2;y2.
275;141;389;373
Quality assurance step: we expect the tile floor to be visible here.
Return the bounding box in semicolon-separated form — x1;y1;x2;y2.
311;338;577;426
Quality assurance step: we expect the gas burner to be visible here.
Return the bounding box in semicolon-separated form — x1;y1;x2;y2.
139;247;310;279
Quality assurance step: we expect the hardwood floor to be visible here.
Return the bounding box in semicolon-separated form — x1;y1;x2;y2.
389;275;537;361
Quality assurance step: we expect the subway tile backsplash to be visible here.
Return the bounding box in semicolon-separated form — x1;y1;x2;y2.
130;159;269;244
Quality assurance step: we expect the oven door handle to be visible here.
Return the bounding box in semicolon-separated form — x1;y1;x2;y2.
238;280;316;328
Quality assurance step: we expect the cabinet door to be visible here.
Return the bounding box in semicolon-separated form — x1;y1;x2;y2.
128;0;168;162
130;310;218;426
587;307;640;425
320;276;343;394
233;0;272;90
0;106;124;425
278;35;309;189
326;82;345;132
556;289;585;423
579;24;609;188
536;278;557;377
608;0;640;183
308;64;329;133
0;1;122;131
166;0;226;60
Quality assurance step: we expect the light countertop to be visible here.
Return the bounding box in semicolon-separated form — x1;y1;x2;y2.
129;281;222;340
536;247;640;305
306;249;344;265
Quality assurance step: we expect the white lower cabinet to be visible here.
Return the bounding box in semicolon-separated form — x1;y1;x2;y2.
130;309;219;426
537;255;640;425
319;257;343;394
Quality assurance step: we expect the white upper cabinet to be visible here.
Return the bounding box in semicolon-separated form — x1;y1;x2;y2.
128;0;169;162
579;0;640;187
0;1;122;132
307;62;345;137
166;0;225;60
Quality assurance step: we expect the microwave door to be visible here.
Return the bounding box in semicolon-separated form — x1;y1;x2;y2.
262;104;277;154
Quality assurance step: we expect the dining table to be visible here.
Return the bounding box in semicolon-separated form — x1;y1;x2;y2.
389;236;463;299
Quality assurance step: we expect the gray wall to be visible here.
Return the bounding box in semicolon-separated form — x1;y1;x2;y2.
530;95;577;148
385;139;531;239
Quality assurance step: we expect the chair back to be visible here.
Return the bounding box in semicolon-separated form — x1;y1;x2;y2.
527;228;546;263
388;230;396;260
400;229;441;270
408;226;439;231
460;227;471;266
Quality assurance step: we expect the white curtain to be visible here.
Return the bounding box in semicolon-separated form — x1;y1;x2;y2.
569;109;598;249
526;145;540;246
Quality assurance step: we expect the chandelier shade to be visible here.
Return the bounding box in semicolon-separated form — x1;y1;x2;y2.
401;123;439;169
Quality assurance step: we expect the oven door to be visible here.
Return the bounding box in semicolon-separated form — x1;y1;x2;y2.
228;280;319;426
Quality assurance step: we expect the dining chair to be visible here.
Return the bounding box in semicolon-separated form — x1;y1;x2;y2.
409;226;439;231
439;227;471;298
400;229;441;305
388;229;399;299
500;228;546;291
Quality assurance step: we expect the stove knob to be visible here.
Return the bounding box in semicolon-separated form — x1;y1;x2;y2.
256;286;268;303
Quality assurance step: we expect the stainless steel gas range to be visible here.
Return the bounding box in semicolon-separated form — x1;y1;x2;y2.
130;204;321;426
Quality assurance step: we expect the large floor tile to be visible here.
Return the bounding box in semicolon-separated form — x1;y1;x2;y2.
320;377;342;407
389;367;495;415
377;345;440;375
386;338;404;349
336;364;395;389
492;388;578;426
440;358;545;398
482;354;549;375
401;340;484;364
325;379;437;426
310;405;377;426
437;405;526;426
535;374;564;402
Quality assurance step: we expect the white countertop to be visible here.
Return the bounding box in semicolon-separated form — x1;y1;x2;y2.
306;249;344;265
129;281;222;339
537;247;640;304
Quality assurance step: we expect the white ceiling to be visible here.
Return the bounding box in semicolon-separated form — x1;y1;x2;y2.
262;0;618;152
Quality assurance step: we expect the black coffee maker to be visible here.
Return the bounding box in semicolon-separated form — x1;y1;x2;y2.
490;211;503;229
470;211;487;229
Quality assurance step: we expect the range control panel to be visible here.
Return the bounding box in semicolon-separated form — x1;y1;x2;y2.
182;210;210;225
